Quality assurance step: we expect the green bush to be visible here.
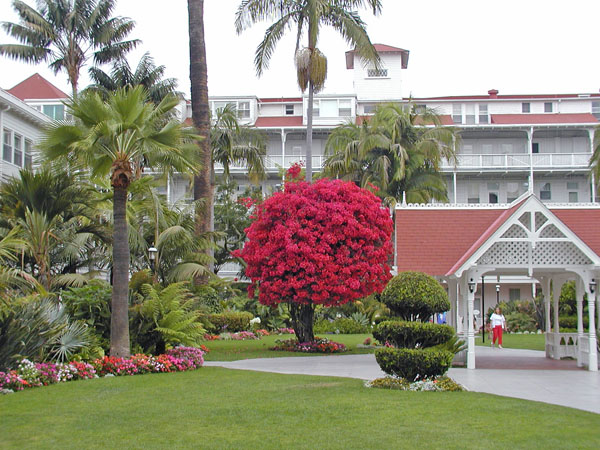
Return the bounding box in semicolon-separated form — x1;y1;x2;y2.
206;311;253;333
314;318;369;334
381;272;450;321
375;347;454;381
559;315;588;330
505;311;536;332
373;321;454;348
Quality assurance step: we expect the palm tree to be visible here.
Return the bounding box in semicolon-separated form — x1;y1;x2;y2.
87;52;182;105
235;0;382;182
40;87;200;357
187;0;211;263
324;103;458;205
0;0;139;95
212;104;266;183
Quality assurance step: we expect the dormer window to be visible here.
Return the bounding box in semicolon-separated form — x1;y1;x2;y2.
452;104;462;124
478;104;489;124
285;104;294;115
367;68;388;78
42;104;65;120
522;102;530;113
238;101;250;118
593;101;600;120
544;102;553;113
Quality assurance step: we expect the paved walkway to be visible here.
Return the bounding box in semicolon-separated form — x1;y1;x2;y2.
205;347;600;414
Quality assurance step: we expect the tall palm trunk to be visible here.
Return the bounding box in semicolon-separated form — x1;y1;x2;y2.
306;80;314;183
188;0;212;283
110;186;131;357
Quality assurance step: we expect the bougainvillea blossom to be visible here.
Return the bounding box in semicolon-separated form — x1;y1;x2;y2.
234;178;393;308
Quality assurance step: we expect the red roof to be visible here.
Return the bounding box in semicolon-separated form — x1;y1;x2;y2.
255;116;303;127
357;114;453;126
8;73;68;100
490;113;598;125
259;97;302;103
414;93;600;101
346;43;409;69
395;202;600;277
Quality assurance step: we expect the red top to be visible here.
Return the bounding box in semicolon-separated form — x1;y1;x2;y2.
8;73;68;100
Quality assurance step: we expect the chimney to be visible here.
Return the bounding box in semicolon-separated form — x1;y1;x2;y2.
488;89;499;99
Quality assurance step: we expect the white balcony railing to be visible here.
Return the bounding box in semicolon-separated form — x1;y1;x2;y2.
214;155;326;172
441;153;590;170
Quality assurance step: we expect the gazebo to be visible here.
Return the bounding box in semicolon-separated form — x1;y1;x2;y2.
395;193;599;371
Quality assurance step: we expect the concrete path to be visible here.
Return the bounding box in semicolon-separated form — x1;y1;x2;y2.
205;347;600;414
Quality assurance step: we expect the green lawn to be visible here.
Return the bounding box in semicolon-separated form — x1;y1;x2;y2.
475;333;546;351
203;333;375;361
1;367;598;449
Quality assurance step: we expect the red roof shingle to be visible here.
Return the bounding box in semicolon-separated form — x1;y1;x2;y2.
7;73;68;100
491;113;598;125
255;116;303;127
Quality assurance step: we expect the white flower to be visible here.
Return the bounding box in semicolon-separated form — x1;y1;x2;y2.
250;317;261;325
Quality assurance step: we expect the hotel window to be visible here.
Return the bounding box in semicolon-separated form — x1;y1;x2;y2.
522;102;530;113
42;104;65;120
478;104;489;124
237;101;250;118
509;288;521;302
367;68;388;78
544;102;553;113
414;104;427;114
507;182;520;203
213;101;236;115
13;134;22;167
3;129;12;163
311;101;320;117
592;101;600;120
540;182;551;200
339;100;352;117
285;104;294;115
24;139;33;169
468;183;480;204
465;104;476;124
319;99;338;117
363;104;376;114
488;182;499;204
567;182;579;203
532;143;539;154
452;104;462;124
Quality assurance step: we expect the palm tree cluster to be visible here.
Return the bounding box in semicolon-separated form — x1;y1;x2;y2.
323;103;458;206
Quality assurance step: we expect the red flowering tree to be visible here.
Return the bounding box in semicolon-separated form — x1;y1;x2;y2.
233;177;393;342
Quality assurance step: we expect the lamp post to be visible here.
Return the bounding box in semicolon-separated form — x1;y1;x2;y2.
496;284;500;305
482;276;486;343
148;245;158;282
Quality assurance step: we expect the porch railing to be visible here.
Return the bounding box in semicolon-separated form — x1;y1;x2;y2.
441;153;590;170
545;332;580;360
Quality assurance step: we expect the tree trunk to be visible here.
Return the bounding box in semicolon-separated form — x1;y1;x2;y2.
305;80;314;182
290;302;315;343
110;187;131;357
188;0;213;284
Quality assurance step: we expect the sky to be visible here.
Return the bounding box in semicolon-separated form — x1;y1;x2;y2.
1;0;599;99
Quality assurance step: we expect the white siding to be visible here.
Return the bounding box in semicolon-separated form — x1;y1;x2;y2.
353;53;404;101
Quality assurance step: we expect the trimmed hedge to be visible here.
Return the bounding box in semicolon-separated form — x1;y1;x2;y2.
206;312;253;333
380;272;449;321
559;315;588;330
375;347;454;381
314;318;369;334
373;321;454;349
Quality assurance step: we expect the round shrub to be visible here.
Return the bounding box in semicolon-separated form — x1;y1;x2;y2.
206;312;253;333
373;321;454;349
381;272;449;321
374;347;454;381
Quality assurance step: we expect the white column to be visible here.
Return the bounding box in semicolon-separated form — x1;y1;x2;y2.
587;289;598;371
280;128;286;171
453;172;457;204
589;129;596;202
576;280;585;367
448;279;457;329
553;279;560;333
466;278;476;369
166;173;171;204
540;277;551;357
527;127;534;193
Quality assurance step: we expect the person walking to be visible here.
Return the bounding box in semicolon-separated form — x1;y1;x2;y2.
490;307;506;348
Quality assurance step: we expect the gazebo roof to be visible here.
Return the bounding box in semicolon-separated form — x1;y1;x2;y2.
395;195;600;277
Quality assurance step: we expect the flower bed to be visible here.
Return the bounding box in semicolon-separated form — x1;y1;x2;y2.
271;338;347;354
365;376;463;392
0;346;206;394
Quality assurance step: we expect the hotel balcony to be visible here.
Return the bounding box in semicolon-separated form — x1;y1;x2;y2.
441;153;591;172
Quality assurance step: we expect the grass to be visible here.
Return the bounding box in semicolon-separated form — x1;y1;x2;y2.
475;333;546;351
203;333;375;361
1;367;598;449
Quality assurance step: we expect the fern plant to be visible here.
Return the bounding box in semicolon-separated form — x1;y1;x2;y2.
131;283;205;355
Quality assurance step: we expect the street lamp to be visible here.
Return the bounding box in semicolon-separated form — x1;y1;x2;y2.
468;278;476;294
148;245;158;277
590;279;596;294
496;284;500;304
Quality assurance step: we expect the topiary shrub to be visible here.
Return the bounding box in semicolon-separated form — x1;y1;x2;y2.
374;347;454;381
373;271;459;381
380;271;449;321
206;311;253;333
373;321;454;349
